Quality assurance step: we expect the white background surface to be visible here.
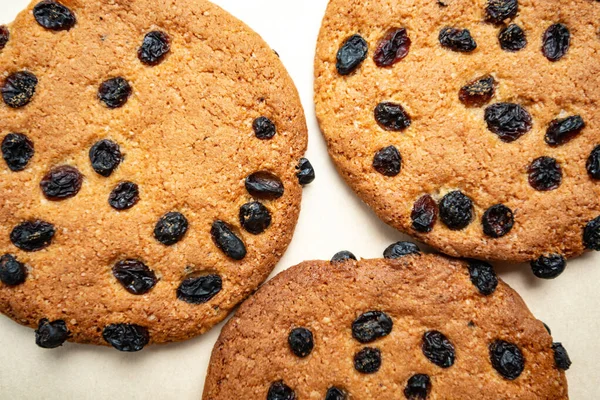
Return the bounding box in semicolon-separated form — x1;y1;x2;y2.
0;0;598;398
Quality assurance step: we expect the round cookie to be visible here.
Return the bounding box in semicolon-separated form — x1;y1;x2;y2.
314;0;600;264
0;0;311;350
203;255;570;399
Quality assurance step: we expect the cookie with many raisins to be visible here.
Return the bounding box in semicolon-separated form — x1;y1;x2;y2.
0;0;309;350
204;255;569;399
315;0;600;264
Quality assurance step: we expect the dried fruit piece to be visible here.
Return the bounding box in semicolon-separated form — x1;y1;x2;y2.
2;133;34;172
102;323;149;352
296;158;315;185
154;212;189;245
33;0;76;31
109;181;139;210
0;254;27;286
40;165;83;200
422;331;455;368
325;387;347;400
374;102;412;131
112;260;157;295
331;250;356;264
439;27;477;52
245;171;284;200
336;34;368;75
373;146;402;176
531;254;566;279
253;116;276;140
2;71;38;108
383;241;421;259
583;216;600;250
404;374;431;399
211;220;246;260
138;31;170;66
459;75;496;107
411;195;438;233
489;340;525;380
552;343;572;370
439;191;473;230
35;319;70;349
373;28;411;67
89;139;122;177
485;103;532;142
528;157;562;191
543;23;570;62
10;220;55;252
352;311;393;343
498;24;527;51
98;77;132;109
485;0;518;24
267;381;296;400
482;204;514;238
0;26;9;50
354;347;381;374
545;115;585;146
239;202;272;234
587;145;600;180
468;260;498;296
288;327;314;358
177;274;222;304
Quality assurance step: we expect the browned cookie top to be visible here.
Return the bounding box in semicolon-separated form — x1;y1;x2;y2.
315;0;600;263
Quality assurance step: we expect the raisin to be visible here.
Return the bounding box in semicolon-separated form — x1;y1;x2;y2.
528;157;562;191
352;311;393;343
10;220;55;252
138;31;170;66
482;204;514;238
374;102;412;131
89;139;122;177
98;77;132;109
374;28;411;67
484;103;532;142
336;34;368;75
459;75;496;107
288;327;314;358
154;212;189;245
485;0;518;24
102;323;149;352
40;165;83;200
411;195;438;233
531;254;566;279
0;254;27;286
404;374;431;399
2;71;38;108
245;171;284;200
109;181;139;210
0;26;9;50
499;24;527;52
177;274;222;304
267;381;296;400
489;340;525;380
543;23;570;62
439;191;473;230
112;260;157;295
545;115;585;146
422;331;455;368
468;259;498;296
583;216;600;250
587;145;600;180
253;116;276;140
354;347;381;374
35;319;70;349
439;28;477;52
373;146;402;176
331;250;357;264
33;1;76;31
552;343;572;370
325;387;347;400
240;201;272;234
2;133;34;172
383;241;421;259
296;158;315;185
211;221;246;260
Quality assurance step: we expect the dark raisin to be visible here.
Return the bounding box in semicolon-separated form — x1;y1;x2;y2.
89;139;122;177
531;254;566;279
109;181;139;210
485;0;518;24
245;171;284;200
0;254;27;286
528;157;562;191
240;201;272;235
2;133;34;172
422;331;455;368
211;221;246;260
374;102;412;131
40;165;83;200
267;381;296;400
484;103;532;142
545;115;585;146
543;23;570;62
288;327;314;358
383;242;421;259
0;26;9;50
404;374;431;399
352;311;393;343
112;259;157;295
10;220;55;252
439;27;477;52
296;158;315;185
325;387;347;400
499;24;527;52
336;34;368;75
154;212;189;245
482;204;514;238
412;195;438;233
459;75;496;107
102;323;149;352
552;343;571;370
373;146;402;176
468;259;498;296
177;274;222;304
253;116;276;140
583;216;600;250
587;145;600;180
439;191;473;230
35;319;70;349
354;347;382;374
33;0;76;31
1;71;38;108
489;340;525;380
98;77;132;109
138;31;170;66
374;28;411;67
331;250;357;264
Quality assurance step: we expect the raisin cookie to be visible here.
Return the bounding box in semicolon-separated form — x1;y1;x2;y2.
0;0;312;350
203;255;569;399
315;0;600;265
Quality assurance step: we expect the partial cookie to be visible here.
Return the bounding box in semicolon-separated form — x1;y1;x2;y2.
315;0;600;265
204;255;569;399
0;0;311;350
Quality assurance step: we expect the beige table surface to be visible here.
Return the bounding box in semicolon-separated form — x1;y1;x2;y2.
0;0;598;398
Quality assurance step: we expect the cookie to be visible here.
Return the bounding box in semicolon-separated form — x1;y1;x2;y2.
203;255;569;399
0;0;311;350
314;0;600;265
